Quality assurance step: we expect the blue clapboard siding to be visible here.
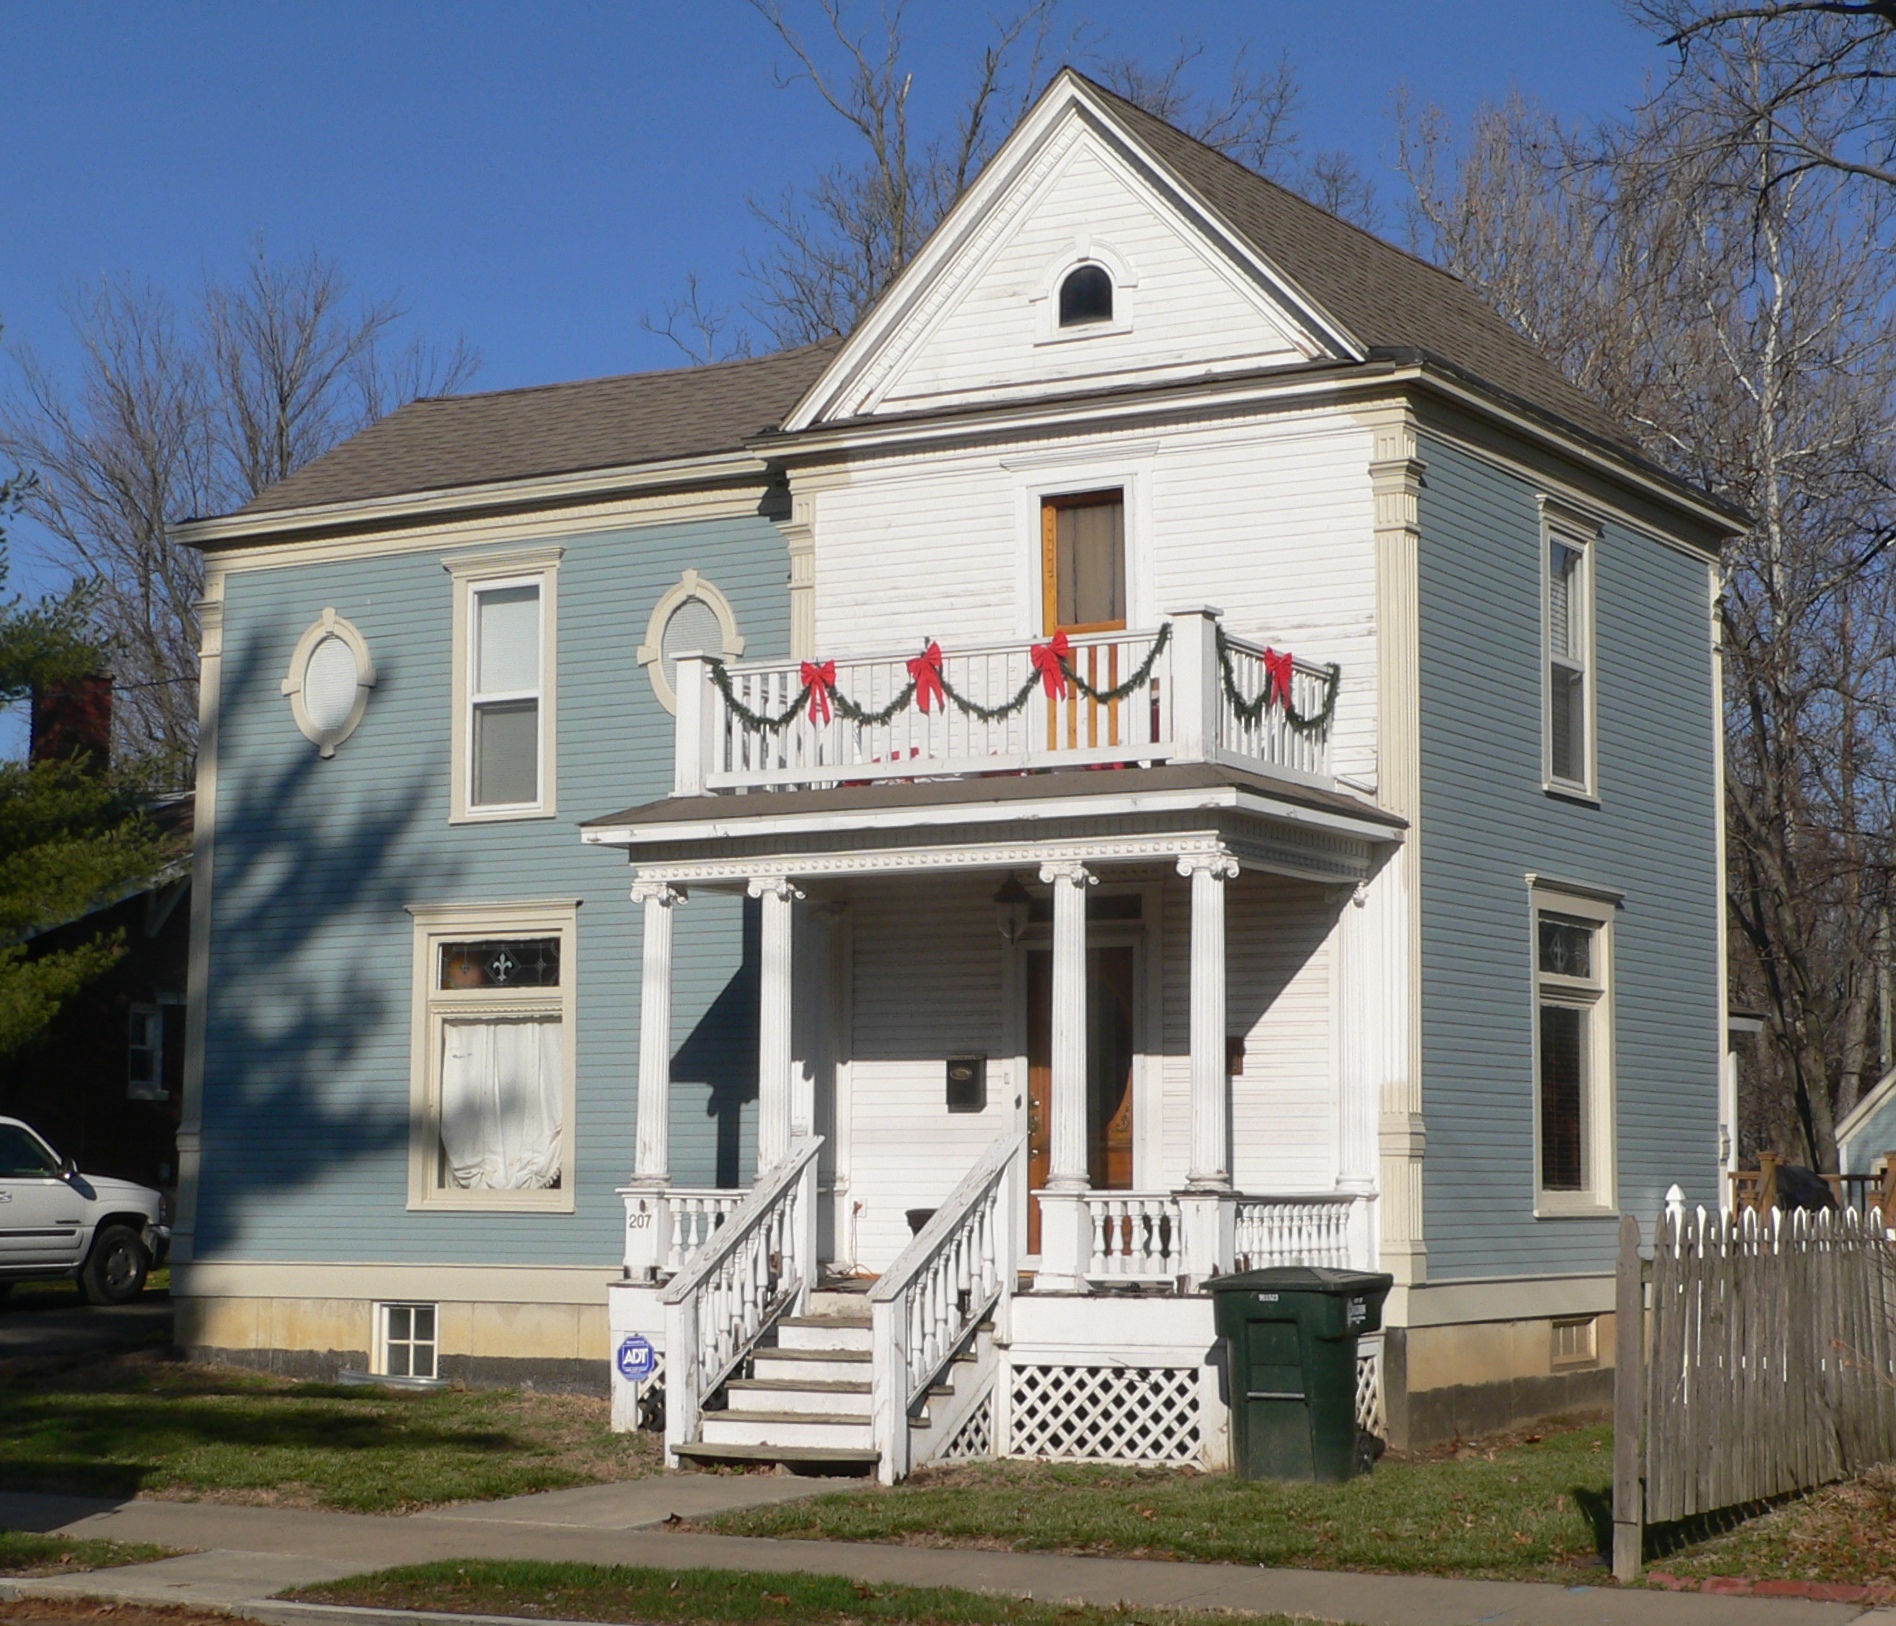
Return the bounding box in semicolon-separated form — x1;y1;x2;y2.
1416;437;1722;1280
194;512;788;1265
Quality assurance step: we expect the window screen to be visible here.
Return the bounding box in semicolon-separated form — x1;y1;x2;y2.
1539;1003;1585;1191
1548;541;1587;784
660;596;724;694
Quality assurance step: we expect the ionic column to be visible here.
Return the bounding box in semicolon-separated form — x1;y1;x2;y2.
1179;851;1240;1189
630;878;686;1186
1036;859;1095;1291
750;875;803;1174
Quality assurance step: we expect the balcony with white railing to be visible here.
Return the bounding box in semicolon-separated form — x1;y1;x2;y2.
670;608;1337;798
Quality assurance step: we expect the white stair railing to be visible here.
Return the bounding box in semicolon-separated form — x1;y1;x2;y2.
870;1132;1022;1484
661;1135;822;1466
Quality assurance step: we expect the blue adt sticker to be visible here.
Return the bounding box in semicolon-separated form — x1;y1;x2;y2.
616;1335;657;1382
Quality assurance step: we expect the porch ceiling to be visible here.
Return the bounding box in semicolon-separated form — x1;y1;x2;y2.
579;762;1401;887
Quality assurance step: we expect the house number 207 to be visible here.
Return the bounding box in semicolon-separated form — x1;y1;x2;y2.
626;1213;652;1229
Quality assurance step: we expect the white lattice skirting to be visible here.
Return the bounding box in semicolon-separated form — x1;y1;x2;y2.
937;1388;996;1461
1354;1335;1385;1439
1005;1363;1201;1464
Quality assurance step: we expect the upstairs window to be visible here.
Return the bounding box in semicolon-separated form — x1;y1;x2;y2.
445;547;561;822
1058;263;1114;327
1041;490;1125;634
1544;520;1596;794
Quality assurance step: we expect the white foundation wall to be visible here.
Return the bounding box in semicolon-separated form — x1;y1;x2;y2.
843;875;1014;1271
805;409;1380;787
1161;870;1341;1194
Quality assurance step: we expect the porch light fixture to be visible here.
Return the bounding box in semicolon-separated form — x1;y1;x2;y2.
993;874;1032;944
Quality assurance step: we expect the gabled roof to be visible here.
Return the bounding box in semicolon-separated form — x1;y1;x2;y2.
231;340;840;518
1074;76;1635;452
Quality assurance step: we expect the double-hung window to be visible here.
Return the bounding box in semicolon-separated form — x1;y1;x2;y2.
408;900;578;1211
1542;507;1598;795
446;547;560;821
1530;880;1616;1213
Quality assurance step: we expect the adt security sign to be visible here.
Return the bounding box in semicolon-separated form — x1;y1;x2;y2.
615;1334;657;1383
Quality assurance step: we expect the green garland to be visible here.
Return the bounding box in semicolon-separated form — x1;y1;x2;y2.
707;624;1173;735
1214;626;1339;737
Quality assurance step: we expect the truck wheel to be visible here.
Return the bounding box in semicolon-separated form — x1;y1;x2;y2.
80;1226;148;1305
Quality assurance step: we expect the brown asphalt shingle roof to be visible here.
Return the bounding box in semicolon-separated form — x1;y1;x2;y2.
1078;76;1635;452
231;71;1645;524
237;339;841;515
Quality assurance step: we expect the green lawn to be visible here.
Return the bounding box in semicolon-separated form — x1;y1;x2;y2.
290;1560;1320;1626
703;1426;1616;1583
0;1531;177;1576
0;1353;660;1513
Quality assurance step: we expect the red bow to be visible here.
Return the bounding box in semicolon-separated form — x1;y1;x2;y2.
1262;648;1295;709
800;660;837;724
907;642;946;713
1030;631;1071;700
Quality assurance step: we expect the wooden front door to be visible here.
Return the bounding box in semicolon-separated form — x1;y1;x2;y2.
1026;943;1137;1252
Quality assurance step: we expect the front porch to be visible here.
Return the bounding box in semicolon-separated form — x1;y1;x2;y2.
583;611;1404;1478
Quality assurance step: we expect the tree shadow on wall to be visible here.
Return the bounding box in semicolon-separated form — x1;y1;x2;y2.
670;894;758;1188
189;632;460;1256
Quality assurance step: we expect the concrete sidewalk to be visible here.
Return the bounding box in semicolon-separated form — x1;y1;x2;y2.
2;1485;1892;1626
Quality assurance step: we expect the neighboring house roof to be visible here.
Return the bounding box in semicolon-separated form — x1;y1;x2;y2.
233;340;841;517
1839;1065;1896;1151
1074;76;1635;454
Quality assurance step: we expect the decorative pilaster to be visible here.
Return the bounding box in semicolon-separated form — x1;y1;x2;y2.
785;487;817;661
750;875;804;1174
1368;409;1428;1290
1036;859;1094;1292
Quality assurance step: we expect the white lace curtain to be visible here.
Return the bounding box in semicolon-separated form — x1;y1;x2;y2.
439;1016;563;1189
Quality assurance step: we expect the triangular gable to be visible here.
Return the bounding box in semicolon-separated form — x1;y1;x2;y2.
784;71;1365;432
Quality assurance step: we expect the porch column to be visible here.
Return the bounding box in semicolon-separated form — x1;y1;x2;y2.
1177;850;1239;1287
630;878;686;1186
750;875;803;1174
1181;850;1239;1189
1036;859;1094;1290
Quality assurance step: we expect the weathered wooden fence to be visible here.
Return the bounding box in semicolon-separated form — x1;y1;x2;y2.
1613;1206;1896;1580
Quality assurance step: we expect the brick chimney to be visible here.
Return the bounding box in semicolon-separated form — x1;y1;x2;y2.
31;674;113;771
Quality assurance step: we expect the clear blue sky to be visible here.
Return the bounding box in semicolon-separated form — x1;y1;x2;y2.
0;0;1666;597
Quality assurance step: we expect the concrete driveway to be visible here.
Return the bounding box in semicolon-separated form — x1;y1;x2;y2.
0;1285;172;1361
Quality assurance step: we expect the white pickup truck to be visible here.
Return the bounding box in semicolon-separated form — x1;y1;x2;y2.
0;1116;170;1304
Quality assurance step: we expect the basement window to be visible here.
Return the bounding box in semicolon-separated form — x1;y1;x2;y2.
377;1302;438;1380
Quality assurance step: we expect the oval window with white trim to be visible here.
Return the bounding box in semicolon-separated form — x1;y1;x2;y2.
282;609;376;757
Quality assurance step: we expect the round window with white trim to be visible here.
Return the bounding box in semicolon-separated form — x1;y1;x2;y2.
637;571;744;713
282;609;376;757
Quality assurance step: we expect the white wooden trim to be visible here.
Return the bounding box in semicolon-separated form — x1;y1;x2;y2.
445;551;561;823
174;452;771;551
172;570;226;1264
1030;237;1140;346
280;608;377;757
405;897;580;1213
636;569;746;714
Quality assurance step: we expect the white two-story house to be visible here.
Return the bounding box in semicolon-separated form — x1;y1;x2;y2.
171;71;1737;1478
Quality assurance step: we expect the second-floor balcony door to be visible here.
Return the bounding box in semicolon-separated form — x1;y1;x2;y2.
1026;943;1136;1253
1041;490;1129;752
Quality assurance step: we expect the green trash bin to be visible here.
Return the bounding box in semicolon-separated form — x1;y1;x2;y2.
1211;1265;1393;1483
